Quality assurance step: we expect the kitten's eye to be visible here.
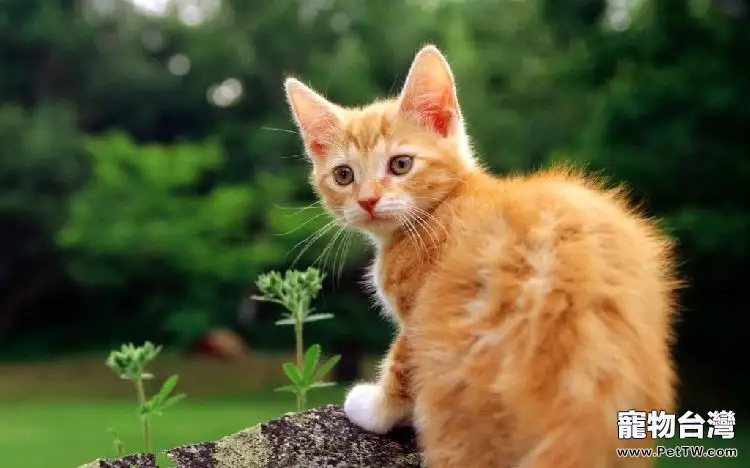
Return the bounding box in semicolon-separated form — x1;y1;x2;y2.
332;165;354;186
389;155;414;176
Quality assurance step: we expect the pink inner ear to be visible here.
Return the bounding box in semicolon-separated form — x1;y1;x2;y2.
415;88;455;137
309;139;326;156
301;111;339;157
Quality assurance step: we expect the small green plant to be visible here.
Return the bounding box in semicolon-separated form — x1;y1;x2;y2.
253;267;341;411
105;342;187;454
107;428;125;457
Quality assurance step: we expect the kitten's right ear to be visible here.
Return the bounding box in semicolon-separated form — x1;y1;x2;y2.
284;78;342;158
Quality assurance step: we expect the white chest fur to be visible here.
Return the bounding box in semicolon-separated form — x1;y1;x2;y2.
367;255;400;323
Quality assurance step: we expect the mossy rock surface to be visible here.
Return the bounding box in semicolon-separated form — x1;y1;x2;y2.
79;405;422;468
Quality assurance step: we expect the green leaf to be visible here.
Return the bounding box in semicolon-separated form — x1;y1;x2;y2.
137;402;151;419
311;354;341;383
161;393;186;410
158;375;180;400
274;385;299;393
274;317;296;326
141;392;185;419
302;344;321;383
309;381;336;388
303;313;334;323
251;295;285;307
107;428;126;457
282;363;303;386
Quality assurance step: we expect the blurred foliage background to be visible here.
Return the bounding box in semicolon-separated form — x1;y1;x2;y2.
0;0;748;451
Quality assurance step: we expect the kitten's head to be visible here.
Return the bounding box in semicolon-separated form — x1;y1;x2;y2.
284;45;474;239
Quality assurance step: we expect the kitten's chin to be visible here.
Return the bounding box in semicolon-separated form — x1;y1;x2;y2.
353;216;399;236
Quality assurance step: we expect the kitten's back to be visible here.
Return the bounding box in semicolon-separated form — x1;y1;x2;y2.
406;166;677;468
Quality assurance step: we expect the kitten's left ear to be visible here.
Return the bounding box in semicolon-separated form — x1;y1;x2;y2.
285;78;343;159
399;45;461;137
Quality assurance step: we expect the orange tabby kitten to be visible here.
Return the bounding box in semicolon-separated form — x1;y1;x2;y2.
284;45;679;468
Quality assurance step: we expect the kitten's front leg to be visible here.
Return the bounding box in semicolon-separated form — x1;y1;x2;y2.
344;331;412;434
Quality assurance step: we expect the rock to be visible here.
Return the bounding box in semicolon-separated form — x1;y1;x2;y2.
78;405;422;468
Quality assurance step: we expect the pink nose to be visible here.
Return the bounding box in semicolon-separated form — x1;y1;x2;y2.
357;197;380;213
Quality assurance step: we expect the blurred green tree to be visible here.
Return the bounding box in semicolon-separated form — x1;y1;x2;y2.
0;104;89;347
0;0;746;410
58;132;330;347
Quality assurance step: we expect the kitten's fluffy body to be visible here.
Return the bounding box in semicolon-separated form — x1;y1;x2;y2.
285;45;679;468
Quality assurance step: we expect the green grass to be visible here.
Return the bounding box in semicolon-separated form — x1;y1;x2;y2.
0;389;346;468
0;355;745;467
3;394;744;468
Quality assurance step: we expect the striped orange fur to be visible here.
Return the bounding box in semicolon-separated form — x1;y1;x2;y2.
284;45;680;468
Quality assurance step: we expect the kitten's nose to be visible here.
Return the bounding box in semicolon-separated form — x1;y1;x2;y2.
357;197;380;213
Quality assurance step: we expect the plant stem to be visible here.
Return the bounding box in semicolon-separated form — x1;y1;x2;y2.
295;305;305;411
298;386;306;411
134;378;151;452
295;319;303;370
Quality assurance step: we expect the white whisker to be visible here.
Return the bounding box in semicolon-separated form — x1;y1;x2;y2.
272;200;322;214
260;126;299;135
287;220;338;267
334;229;355;285
274;210;328;236
394;211;427;263
315;225;348;275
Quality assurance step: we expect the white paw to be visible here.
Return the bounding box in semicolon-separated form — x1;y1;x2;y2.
344;383;399;434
